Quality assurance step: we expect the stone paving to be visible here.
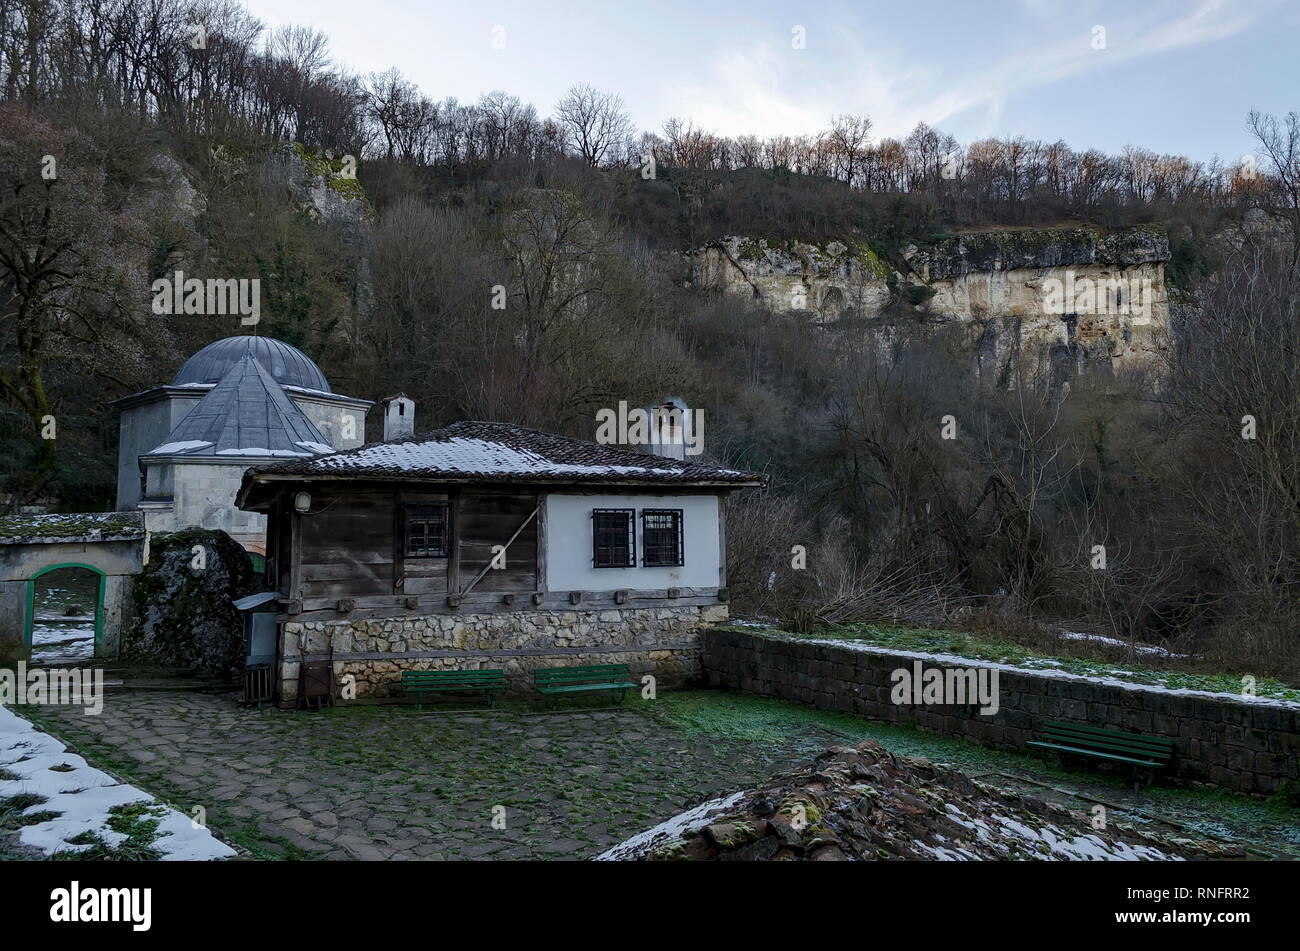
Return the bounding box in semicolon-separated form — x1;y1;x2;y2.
21;692;813;860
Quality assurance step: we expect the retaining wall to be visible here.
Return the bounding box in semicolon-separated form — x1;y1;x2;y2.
702;628;1300;795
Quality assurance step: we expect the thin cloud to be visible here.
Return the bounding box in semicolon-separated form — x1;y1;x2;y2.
662;0;1268;142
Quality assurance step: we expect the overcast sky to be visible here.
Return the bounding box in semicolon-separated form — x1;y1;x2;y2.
242;0;1298;163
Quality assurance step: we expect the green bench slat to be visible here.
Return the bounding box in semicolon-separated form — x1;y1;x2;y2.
1041;720;1174;750
403;671;505;682
532;665;635;705
537;682;638;694
1039;727;1173;758
535;665;630;678
1026;741;1163;768
1040;733;1171;756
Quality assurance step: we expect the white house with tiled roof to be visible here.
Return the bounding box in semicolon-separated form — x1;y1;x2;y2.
234;421;762;704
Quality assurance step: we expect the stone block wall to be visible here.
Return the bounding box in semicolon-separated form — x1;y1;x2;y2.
279;604;727;703
702;628;1300;795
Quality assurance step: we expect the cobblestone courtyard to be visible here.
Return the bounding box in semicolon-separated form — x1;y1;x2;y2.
20;692;816;860
15;688;1300;860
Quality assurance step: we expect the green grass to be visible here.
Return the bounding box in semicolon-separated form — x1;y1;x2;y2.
0;793;60;830
48;802;166;861
733;622;1300;703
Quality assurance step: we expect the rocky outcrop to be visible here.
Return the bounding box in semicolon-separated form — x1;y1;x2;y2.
123;529;257;677
264;143;375;321
691;226;1171;373
599;740;1234;860
905;227;1168;280
693;236;894;322
265;143;373;229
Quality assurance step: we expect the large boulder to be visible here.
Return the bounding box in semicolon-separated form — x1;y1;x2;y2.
124;529;258;677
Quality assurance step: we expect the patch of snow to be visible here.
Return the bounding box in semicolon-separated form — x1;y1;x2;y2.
1059;630;1188;659
595;791;745;860
0;705;235;860
295;441;335;454
214;447;312;457
147;440;212;455
314;436;745;478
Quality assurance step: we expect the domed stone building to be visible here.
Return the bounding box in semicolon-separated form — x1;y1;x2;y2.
113;336;372;552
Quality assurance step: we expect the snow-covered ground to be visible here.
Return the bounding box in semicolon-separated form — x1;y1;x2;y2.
0;705;235;860
29;617;95;665
29;577;97;664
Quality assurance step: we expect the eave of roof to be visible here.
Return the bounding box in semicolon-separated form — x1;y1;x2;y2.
235;420;764;510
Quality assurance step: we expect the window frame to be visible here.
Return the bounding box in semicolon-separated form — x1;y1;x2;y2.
403;501;451;558
641;508;684;567
592;508;636;568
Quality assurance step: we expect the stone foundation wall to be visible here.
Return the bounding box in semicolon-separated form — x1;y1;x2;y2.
279;604;726;703
702;628;1300;796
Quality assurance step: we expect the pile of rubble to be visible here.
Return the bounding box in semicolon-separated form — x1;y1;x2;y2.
599;741;1237;861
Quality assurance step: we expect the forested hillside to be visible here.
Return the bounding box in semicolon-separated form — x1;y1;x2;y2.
2;1;1298;677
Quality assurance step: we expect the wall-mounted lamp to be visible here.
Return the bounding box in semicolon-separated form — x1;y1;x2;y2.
294;491;312;513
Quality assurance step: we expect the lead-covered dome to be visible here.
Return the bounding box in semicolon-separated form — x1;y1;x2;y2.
171;336;331;393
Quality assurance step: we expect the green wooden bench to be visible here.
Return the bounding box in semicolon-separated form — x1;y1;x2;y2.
533;664;638;707
1027;720;1175;787
402;669;506;709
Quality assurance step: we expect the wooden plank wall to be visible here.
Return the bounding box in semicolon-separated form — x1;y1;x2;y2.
287;486;539;604
456;490;538;593
297;488;397;600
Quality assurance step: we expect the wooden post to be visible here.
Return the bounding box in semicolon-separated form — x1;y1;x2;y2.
536;493;548;594
392;489;404;593
289;501;302;601
449;492;461;594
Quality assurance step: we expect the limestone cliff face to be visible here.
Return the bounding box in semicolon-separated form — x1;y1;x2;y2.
693;236;894;321
691;226;1171;373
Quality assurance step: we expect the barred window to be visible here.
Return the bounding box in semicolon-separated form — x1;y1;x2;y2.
641;509;683;567
405;502;450;557
592;509;635;567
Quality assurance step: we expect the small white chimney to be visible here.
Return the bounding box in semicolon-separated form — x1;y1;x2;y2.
382;394;415;441
644;396;691;461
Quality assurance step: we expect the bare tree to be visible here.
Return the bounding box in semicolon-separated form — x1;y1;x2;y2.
1248;109;1300;262
554;83;633;167
825;113;872;186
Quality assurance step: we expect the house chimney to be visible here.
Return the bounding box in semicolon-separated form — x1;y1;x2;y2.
381;394;415;441
643;396;691;461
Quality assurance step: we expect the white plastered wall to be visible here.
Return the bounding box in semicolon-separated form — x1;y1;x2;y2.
543;492;721;591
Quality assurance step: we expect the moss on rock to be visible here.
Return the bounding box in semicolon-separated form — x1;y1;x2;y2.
124;529;258;678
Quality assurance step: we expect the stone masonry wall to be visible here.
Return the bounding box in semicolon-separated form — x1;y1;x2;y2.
279;604;727;703
702;628;1300;795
